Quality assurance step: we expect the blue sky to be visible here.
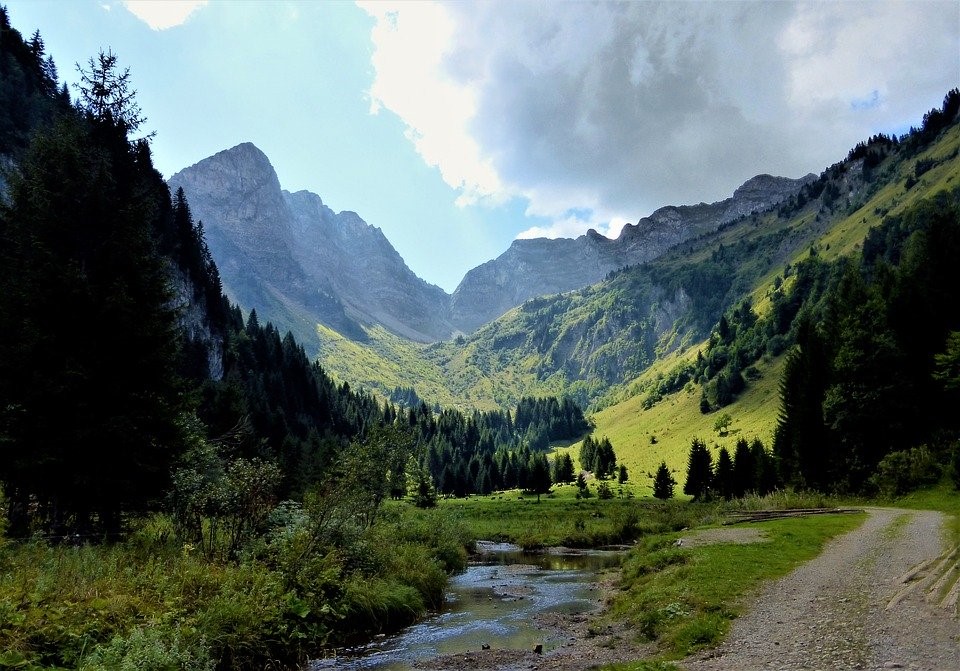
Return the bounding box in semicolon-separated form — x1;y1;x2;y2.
6;1;959;292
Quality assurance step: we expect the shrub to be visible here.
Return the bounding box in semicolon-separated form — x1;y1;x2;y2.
871;445;942;495
80;625;214;671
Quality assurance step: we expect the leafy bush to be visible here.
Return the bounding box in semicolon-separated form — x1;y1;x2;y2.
871;445;942;495
80;626;214;671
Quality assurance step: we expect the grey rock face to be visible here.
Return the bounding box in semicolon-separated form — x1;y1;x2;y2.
283;190;452;342
170;142;812;344
449;173;814;333
169;143;453;344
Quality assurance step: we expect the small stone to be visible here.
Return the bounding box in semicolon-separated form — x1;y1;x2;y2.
533;643;543;654
883;663;904;669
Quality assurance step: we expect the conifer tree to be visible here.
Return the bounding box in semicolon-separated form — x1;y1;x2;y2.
714;447;734;500
652;461;675;500
683;438;713;501
0;102;184;534
731;437;755;498
527;453;551;502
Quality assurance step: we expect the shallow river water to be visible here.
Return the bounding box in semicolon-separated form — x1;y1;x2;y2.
309;542;623;671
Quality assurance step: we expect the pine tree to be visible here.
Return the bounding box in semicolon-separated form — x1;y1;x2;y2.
75;49;149;136
652;461;675;500
714;447;734;500
683;438;713;501
0;110;185;535
527;453;551;502
751;438;778;496
731;437;755;498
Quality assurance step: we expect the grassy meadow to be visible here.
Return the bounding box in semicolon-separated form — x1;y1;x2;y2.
552;353;785;498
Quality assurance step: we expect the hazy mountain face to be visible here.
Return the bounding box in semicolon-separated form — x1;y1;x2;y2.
170;143;811;344
169;143;453;344
449;173;815;332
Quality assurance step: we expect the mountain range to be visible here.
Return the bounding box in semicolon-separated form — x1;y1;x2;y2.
169;144;813;345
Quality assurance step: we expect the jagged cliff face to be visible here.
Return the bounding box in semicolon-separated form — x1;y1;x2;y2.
170;143;812;345
449;173;814;333
283;190;451;342
168;143;453;344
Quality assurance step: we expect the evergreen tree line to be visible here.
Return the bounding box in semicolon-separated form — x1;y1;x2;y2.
0;24;594;534
579;434;617;479
405;396;589;499
773;189;960;493
0;8;68;156
679;437;778;502
680;189;960;499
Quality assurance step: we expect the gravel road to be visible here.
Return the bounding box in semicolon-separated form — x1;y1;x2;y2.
683;507;960;671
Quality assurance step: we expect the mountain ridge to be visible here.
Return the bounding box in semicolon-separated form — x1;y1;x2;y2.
170;142;813;345
449;172;815;332
168;143;453;343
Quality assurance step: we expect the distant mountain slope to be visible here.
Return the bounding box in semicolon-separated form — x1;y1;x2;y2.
168;143;453;343
170;143;813;344
449;174;814;332
169;110;958;415
320;112;959;411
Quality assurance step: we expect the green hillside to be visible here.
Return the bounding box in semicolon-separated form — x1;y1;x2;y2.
572;119;960;492
310;114;960;423
558;352;785;497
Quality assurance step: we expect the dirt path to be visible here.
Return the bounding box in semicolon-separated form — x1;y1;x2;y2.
683;507;960;671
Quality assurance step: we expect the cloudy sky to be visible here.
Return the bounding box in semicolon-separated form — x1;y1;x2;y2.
7;1;959;291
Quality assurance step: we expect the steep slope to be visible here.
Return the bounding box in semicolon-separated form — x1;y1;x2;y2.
573;113;960;489
283;189;451;342
168;143;453;344
170;142;813;346
449;173;814;332
399;113;959;412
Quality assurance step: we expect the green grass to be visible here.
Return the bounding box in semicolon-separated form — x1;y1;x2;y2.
0;511;470;670
315;323;463;408
571;354;785;496
604;511;867;664
395;487;707;550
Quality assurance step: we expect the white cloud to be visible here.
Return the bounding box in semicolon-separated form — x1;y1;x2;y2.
516;212;629;242
358;1;505;207
122;1;207;31
361;1;960;240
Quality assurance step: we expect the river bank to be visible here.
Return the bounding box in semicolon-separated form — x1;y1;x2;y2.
312;542;636;670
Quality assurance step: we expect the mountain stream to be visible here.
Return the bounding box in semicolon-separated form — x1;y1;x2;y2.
309;542;623;671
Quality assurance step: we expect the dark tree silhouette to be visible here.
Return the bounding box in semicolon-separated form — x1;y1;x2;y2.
683;438;713;501
652;461;675;500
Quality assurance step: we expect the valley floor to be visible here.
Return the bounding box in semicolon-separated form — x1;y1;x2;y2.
409;507;959;671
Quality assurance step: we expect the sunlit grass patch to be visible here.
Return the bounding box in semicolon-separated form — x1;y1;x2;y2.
606;512;866;661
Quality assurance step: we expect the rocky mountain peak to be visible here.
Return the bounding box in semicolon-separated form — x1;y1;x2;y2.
171;142;814;344
170;144;454;346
